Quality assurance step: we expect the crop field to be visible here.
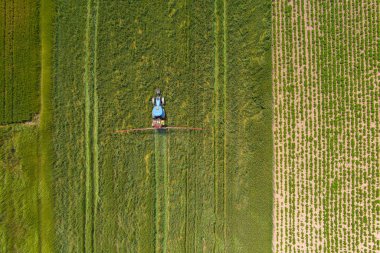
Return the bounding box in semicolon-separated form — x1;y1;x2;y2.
52;0;272;252
0;0;54;252
0;0;40;124
273;0;379;252
2;0;378;252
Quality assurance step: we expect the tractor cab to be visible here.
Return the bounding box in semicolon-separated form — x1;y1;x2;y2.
115;88;204;133
151;88;166;128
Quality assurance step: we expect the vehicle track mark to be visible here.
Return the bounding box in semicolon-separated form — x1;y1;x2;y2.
154;132;168;252
162;133;168;253
92;0;100;251
213;0;220;250
154;133;159;252
213;0;227;250
84;0;99;251
222;0;228;249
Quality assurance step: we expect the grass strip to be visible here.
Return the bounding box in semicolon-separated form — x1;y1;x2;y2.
39;0;55;251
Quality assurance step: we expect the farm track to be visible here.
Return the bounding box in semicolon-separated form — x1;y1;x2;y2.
84;0;99;251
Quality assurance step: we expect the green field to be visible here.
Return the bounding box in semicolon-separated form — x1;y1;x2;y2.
52;0;272;252
1;0;379;253
0;0;40;124
0;0;272;252
0;0;54;252
273;1;379;252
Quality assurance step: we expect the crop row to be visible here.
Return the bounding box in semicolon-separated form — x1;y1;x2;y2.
273;0;379;252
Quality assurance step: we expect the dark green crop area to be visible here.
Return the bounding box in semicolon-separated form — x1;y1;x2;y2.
0;0;40;124
0;0;272;252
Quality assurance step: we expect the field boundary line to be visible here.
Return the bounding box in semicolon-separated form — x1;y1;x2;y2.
38;0;55;252
83;0;99;251
11;0;14;122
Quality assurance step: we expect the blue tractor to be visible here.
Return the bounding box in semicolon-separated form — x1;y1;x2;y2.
151;88;166;128
115;88;204;133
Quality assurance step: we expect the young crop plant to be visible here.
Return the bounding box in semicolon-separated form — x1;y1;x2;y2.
273;0;379;252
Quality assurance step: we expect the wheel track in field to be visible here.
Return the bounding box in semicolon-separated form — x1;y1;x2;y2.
84;0;99;252
222;0;228;249
154;133;168;252
212;0;219;250
213;0;227;250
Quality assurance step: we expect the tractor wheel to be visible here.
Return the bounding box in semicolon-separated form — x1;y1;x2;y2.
161;97;165;105
151;97;155;105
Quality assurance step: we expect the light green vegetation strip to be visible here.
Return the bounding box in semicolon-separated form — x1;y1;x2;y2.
154;132;168;252
84;0;99;251
162;134;168;253
39;0;55;252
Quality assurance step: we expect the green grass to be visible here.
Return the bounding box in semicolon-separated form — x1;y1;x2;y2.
52;1;87;251
0;126;40;253
39;0;55;252
0;0;40;124
225;1;273;251
0;1;55;252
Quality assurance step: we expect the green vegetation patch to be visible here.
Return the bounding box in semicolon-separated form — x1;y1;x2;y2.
0;0;40;124
0;126;40;253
